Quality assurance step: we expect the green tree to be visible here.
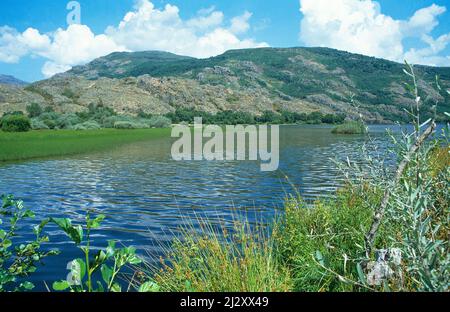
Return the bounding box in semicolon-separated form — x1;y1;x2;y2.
1;115;31;132
26;103;43;118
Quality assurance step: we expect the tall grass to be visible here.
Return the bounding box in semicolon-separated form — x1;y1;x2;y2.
140;216;292;292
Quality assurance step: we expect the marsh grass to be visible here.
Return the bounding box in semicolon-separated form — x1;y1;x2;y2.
139;186;386;292
0;128;170;162
140;213;292;292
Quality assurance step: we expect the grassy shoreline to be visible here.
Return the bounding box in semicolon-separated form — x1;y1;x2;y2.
0;128;171;162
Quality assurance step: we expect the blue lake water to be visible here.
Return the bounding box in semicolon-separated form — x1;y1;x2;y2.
0;124;439;290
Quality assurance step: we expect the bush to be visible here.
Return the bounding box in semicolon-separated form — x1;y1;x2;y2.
56;113;82;129
113;121;147;129
0;195;57;291
30;118;50;130
147;116;171;128
72;120;101;130
26;103;43;118
1;115;32;132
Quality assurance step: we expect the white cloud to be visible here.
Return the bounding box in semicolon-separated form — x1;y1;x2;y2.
299;0;450;66
42;62;72;78
230;11;253;34
0;0;268;77
403;4;446;36
186;11;224;30
0;26;29;63
404;33;450;67
105;1;267;59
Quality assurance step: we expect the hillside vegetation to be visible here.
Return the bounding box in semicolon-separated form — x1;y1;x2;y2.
1;47;449;123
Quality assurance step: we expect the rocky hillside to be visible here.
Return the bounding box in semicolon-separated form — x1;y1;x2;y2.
0;74;28;86
1;47;449;122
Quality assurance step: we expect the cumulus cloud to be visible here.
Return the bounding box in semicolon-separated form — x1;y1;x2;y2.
105;1;267;58
230;11;253;34
0;0;267;77
299;0;450;66
0;26;31;63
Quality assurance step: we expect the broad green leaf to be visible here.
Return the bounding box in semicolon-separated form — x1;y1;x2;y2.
111;283;121;292
88;214;105;229
139;281;160;293
20;281;35;290
67;225;83;245
53;280;71;291
73;258;86;280
101;264;112;284
94;250;107;267
128;255;142;265
51;218;72;230
2;239;12;249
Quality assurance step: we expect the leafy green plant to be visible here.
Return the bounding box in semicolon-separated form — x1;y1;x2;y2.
1;115;31;132
51;212;142;292
328;62;449;291
72;120;101;130
113;121;147;129
147;115;171;128
0;195;58;292
30;118;50;130
26;103;43;118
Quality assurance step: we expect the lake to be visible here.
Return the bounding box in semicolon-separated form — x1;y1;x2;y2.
0;124;429;289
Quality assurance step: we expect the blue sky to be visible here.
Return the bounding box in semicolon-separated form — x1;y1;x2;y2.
1;0;450;82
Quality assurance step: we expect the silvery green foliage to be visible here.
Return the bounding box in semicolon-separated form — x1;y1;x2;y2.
334;63;449;291
386;126;449;291
383;64;449;291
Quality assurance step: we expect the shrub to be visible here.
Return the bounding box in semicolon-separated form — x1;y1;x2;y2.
0;195;58;291
30;118;50;130
113;121;147;129
2;111;24;117
44;106;55;113
56;113;82;129
42;119;57;129
1;115;31;132
26;103;43;118
256;111;282;124
51;212;141;292
73;120;101;130
147;116;171;128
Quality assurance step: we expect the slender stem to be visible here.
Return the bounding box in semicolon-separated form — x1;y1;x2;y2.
108;260;118;291
85;226;92;292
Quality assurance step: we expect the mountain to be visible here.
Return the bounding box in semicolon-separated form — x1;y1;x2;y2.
0;74;28;86
1;47;449;122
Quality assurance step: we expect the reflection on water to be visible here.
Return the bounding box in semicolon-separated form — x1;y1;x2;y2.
0;124;422;288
